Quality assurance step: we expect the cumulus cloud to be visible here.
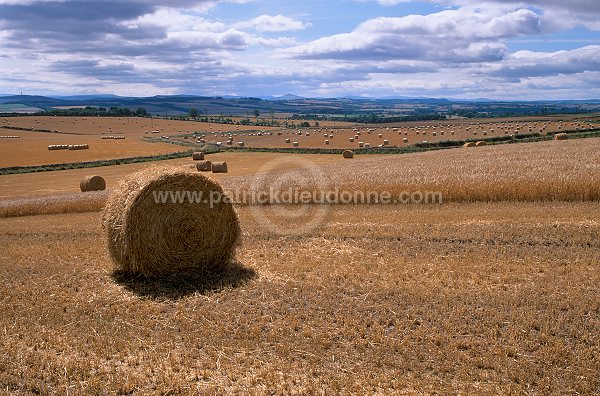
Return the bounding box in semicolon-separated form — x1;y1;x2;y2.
364;0;600;30
236;14;310;32
0;0;598;99
283;8;542;62
489;45;600;79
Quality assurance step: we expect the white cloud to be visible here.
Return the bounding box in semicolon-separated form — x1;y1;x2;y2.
236;14;310;32
284;8;542;62
363;0;600;30
488;45;600;78
0;0;598;99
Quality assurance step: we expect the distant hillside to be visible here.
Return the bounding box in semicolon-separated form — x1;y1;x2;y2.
1;94;599;118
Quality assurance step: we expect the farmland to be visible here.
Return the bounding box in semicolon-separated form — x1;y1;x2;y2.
195;118;599;149
0;116;281;167
0;203;598;394
0;114;599;394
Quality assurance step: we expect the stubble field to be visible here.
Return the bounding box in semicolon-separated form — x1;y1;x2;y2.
0;203;598;394
199;118;599;149
0;116;599;394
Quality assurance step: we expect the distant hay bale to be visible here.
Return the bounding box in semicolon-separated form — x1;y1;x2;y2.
285;138;291;143
464;142;476;148
196;160;212;172
555;133;568;141
102;167;240;277
192;152;205;161
68;144;89;150
325;140;330;145
293;141;299;147
238;142;245;147
475;141;487;147
342;150;354;159
212;162;228;173
80;175;106;192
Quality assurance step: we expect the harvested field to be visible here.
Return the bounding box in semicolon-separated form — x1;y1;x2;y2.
197;118;599;149
0;116;280;136
0;129;179;167
1;117;599;394
0;203;598;394
3;137;600;207
224;137;600;204
0;153;345;200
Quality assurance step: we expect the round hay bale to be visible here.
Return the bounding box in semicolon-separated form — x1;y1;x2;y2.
80;175;106;192
102;167;240;276
212;162;228;173
342;150;354;159
196;160;212;172
554;133;568;141
463;142;476;148
192;152;205;161
475;141;487;147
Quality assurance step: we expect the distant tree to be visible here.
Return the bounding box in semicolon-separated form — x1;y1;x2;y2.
188;108;198;119
135;107;148;117
253;109;260;118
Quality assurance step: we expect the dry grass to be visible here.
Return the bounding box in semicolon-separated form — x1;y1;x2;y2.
0;153;345;200
199;118;599;149
3;137;600;218
0;191;107;218
0;116;280;136
0;129;179;168
226;137;600;204
0;203;598;394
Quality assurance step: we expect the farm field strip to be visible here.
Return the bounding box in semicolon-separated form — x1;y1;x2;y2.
0;203;598;394
0;153;346;200
196;119;599;149
0;116;281;136
2;137;600;209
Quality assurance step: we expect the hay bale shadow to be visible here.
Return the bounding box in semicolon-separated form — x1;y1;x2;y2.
111;261;256;300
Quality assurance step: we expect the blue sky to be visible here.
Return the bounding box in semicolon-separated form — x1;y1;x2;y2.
0;0;599;99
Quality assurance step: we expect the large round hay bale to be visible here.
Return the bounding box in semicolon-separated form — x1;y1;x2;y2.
102;167;240;276
463;142;476;148
192;152;205;161
342;150;354;159
475;141;487;147
80;175;106;192
196;160;212;172
212;162;228;173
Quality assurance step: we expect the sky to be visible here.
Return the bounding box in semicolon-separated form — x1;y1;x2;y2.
0;0;599;99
